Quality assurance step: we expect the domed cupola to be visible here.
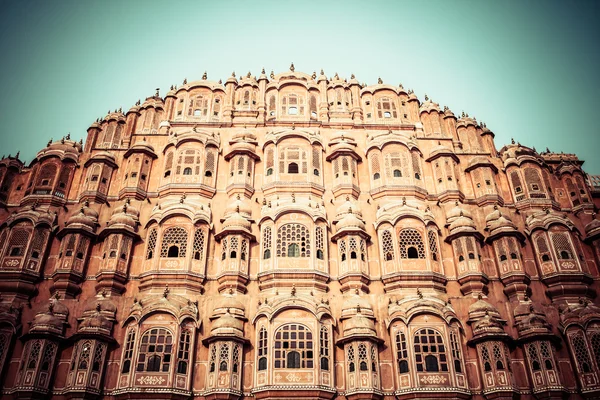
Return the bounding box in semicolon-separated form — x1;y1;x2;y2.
28;296;69;337
14;294;69;398
512;297;554;340
445;202;486;296
327;133;362;199
338;290;383;397
63;292;117;397
105;199;140;234
96;200;141;295
446;202;480;239
202;293;248;395
484;205;521;240
222;193;252;221
585;214;600;242
64;200;99;235
37;136;83;163
467;295;510;341
466;294;517;396
341;290;375;320
333;196;367;236
52;200;100;298
419;95;441;114
76;294;117;338
215;196;255;294
332;198;371;294
224;133;260;197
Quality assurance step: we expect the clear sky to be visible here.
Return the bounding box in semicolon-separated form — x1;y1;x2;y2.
0;0;598;173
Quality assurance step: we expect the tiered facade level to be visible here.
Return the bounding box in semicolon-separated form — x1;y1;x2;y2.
1;66;600;400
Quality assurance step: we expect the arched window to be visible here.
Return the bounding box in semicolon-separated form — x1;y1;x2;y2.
399;229;425;259
428;230;440;262
524;167;545;196
277;224;310;258
348;344;355;372
450;330;463;373
414;328;448;372
288;162;299;174
76;340;92;370
160;227;188;258
320;326;330;371
266;168;273;176
136;328;173;373
316;227;324;260
258;327;268;371
551;232;576;262
262;226;272;259
288;243;300;257
395;331;409;373
381;230;394;261
376;97;397;119
589;331;600;370
204;150;216;180
168;246;179;257
358;343;368;371
146;228;158;260
274;324;313;368
164;151;173;178
219;343;229;371
393;169;402;177
176;149;202;176
6;227;31;258
571;332;593;373
407;247;419;259
370;152;381;182
193;229;205;261
534;233;553;265
121;329;136;373
510;170;524;195
177;329;191;374
209;344;217;373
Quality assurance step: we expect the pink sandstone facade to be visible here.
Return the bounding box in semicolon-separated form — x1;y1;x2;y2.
1;65;600;400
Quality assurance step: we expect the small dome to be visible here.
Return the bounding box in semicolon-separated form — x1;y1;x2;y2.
337;213;366;232
80;313;112;331
343;314;376;337
211;313;244;332
31;313;63;332
224;194;252;219
447;202;473;221
222;211;251;232
107;200;139;229
213;295;245;313
585;218;600;237
419;98;440;113
65;202;99;230
341;293;374;320
427;143;455;160
449;215;476;232
330;140;356;154
468;298;498;316
83;296;117;314
230;141;255;153
486;206;518;236
336;197;362;219
129;139;155;154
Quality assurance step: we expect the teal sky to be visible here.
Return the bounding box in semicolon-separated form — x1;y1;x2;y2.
0;0;599;173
